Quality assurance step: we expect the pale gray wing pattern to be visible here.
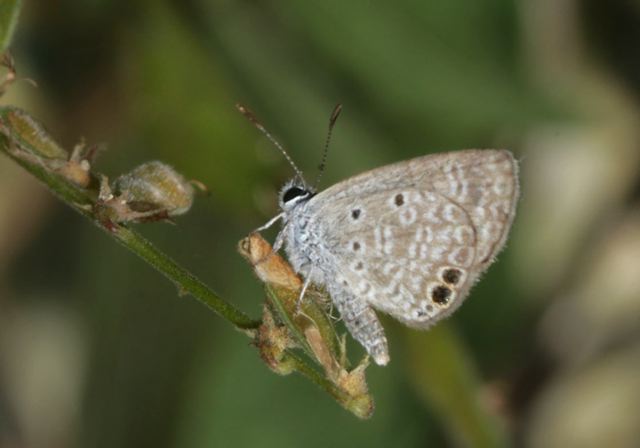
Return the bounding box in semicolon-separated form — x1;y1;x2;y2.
308;150;519;328
314;187;479;328
313;150;518;268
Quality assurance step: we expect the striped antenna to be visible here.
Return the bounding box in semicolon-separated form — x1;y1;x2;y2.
236;104;304;182
313;103;342;189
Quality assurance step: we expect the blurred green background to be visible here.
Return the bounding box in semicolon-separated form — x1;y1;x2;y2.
1;0;640;447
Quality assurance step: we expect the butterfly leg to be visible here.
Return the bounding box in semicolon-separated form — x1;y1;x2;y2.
330;288;389;365
271;228;286;254
254;212;284;233
295;273;313;314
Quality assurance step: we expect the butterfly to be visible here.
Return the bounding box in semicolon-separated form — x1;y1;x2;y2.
242;104;519;365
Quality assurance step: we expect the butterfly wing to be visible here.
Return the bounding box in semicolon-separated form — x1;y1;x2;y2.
308;149;519;327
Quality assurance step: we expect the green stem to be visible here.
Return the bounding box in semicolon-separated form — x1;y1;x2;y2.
114;226;258;330
1;124;370;418
283;350;372;419
0;133;259;331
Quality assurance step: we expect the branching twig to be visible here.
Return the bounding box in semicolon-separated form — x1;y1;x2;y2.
0;131;259;331
0;108;374;419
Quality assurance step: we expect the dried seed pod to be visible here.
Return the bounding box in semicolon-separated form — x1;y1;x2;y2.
238;232;303;291
0;106;95;188
239;232;374;417
0;53;17;96
96;161;195;226
0;106;67;158
114;161;194;216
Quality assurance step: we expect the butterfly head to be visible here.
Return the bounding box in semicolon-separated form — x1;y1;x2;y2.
279;178;315;212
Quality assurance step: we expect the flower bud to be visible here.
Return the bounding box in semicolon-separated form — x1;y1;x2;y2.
96;161;195;226
0;107;94;187
113;161;194;216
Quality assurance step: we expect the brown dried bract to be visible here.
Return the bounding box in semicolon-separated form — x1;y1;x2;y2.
0;53;17;96
238;232;302;291
255;305;296;375
240;232;374;417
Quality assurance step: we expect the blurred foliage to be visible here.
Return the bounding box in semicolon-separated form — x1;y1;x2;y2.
0;0;21;53
1;0;640;447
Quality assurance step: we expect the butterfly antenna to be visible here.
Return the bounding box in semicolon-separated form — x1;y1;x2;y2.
236;103;304;182
313;103;342;190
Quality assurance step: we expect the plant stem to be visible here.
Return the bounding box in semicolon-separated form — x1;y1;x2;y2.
115;226;259;330
1;121;371;418
282;350;373;419
0;133;259;331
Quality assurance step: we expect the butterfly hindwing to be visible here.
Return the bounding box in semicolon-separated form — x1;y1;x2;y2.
319;188;476;327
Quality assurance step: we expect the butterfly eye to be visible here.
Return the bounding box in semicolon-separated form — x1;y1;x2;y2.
282;186;308;203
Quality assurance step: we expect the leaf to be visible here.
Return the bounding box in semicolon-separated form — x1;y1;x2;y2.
405;325;508;448
0;0;21;53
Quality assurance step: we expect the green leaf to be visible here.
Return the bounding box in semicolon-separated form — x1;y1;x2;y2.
405;325;508;448
0;0;21;53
